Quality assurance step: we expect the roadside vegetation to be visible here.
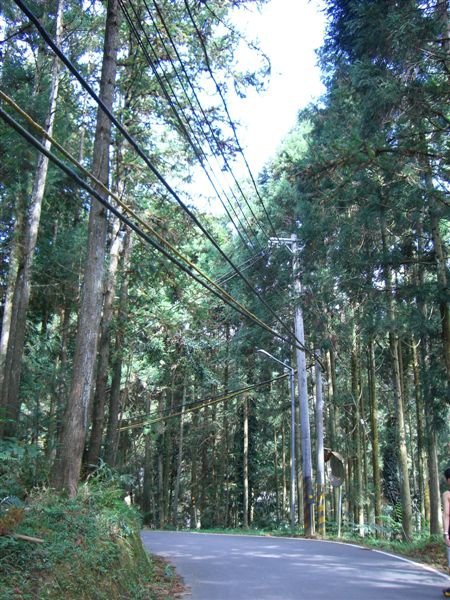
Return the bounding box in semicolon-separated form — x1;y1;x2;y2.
0;450;183;600
0;1;448;596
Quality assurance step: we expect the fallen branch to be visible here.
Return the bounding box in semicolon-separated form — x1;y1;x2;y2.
9;533;44;544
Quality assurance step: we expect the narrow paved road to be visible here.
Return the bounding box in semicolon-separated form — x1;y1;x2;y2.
141;530;449;600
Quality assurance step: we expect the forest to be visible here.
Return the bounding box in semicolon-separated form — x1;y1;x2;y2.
0;0;449;584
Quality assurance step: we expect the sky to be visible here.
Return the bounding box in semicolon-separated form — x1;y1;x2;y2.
230;0;327;173
190;0;327;213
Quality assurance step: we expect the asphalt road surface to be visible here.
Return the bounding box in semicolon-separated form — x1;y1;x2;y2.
141;530;449;600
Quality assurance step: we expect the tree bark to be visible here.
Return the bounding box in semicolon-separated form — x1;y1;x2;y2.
415;218;440;533
381;216;413;541
85;217;123;467
0;0;63;438
315;351;326;536
156;392;166;528
419;338;441;535
422;153;450;378
52;0;120;495
104;229;132;466
368;340;382;530
327;348;339;522
243;396;249;529
0;197;24;399
142;394;154;525
172;377;186;528
351;327;364;534
411;338;427;525
190;396;200;529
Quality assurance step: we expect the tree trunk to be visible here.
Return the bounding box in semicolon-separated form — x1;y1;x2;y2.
419;338;441;535
0;0;63;438
104;229;132;466
415;218;440;533
172;377;186;528
142;394;154;525
46;299;72;461
381;217;413;541
163;377;177;526
425;422;440;535
190;398;199;529
392;328;413;542
351;327;364;534
315;351;325;536
85;217;123;467
411;338;427;525
429;203;450;378
430;3;450;377
367;340;382;530
243;396;249;529
327;348;339;522
157;393;165;529
0;197;24;398
52;0;120;495
220;326;231;526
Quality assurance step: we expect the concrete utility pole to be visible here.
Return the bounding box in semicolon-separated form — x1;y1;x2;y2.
269;234;314;536
257;349;296;529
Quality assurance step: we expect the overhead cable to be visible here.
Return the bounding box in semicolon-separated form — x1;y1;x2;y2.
0;104;308;354
183;0;280;240
147;0;270;246
119;372;289;430
0;94;281;338
121;0;263;252
13;0;312;356
1;89;288;347
129;362;295;424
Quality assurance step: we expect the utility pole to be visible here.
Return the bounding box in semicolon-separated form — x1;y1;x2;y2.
269;233;314;536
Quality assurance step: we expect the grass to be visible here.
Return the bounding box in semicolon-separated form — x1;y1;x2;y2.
0;483;185;600
2;482;446;600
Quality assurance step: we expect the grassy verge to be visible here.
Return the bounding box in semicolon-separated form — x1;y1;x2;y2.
0;483;184;600
332;533;448;573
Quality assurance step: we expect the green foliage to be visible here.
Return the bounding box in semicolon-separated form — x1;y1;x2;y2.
0;482;154;600
1;0;448;560
0;440;48;499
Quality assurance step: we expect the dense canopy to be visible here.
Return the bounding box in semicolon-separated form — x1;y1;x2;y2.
0;0;448;550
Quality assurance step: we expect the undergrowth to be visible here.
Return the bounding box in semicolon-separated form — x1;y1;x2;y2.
0;463;182;600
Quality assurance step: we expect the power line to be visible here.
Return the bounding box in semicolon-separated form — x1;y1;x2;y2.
182;0;280;240
0;103;305;353
119;372;289;430
0;94;278;337
129;363;294;426
118;1;258;253
147;0;270;246
121;0;263;252
138;32;302;346
2;85;281;337
12;0;310;355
